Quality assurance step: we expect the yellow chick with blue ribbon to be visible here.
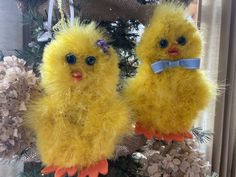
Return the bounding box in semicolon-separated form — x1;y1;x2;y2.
26;21;130;177
123;3;215;142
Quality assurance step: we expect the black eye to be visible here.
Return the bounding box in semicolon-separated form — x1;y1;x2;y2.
85;56;96;66
66;53;76;64
159;39;168;48
177;36;187;46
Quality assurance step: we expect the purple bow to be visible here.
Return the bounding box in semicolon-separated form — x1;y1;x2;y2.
96;39;110;54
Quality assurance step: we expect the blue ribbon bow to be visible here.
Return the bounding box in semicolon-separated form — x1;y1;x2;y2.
151;58;200;74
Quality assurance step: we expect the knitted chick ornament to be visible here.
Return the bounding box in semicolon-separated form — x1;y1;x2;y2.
123;3;215;142
26;22;130;177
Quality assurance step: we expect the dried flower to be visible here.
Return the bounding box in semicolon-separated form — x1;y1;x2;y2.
0;56;39;159
138;139;211;177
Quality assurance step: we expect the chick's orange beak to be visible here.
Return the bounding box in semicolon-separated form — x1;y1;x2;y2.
72;71;83;81
168;45;179;57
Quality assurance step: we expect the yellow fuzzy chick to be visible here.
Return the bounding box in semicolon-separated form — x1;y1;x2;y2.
26;21;130;177
124;3;215;142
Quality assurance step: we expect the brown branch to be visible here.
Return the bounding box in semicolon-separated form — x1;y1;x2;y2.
79;0;155;24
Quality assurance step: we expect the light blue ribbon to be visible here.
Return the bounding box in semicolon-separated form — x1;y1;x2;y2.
151;58;200;74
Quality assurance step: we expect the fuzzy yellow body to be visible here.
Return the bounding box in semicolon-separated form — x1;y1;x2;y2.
124;4;215;135
26;22;130;169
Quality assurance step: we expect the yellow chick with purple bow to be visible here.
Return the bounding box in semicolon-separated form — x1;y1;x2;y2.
26;21;130;177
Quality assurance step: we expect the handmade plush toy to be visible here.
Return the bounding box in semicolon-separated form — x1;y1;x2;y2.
123;3;215;142
26;21;130;177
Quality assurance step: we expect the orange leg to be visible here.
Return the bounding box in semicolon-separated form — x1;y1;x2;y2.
135;123;156;139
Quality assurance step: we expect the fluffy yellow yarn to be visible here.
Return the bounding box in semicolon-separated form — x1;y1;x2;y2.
26;21;130;168
123;3;215;134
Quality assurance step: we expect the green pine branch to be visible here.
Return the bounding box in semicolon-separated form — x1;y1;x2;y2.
191;127;214;143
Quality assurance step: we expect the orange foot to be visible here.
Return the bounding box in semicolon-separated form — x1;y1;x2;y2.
41;159;108;177
155;131;193;142
41;165;77;177
135;123;193;142
135;123;156;139
78;160;108;177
